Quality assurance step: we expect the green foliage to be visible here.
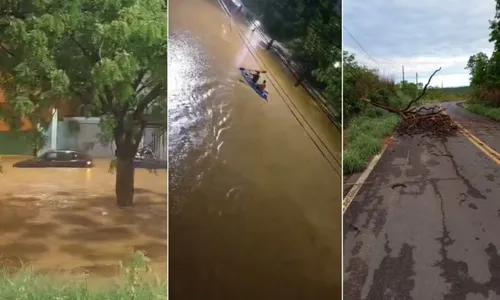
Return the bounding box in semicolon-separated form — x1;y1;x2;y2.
465;101;500;121
466;52;490;86
241;0;341;118
343;114;399;174
419;87;470;103
396;81;422;98
0;251;166;299
466;1;500;107
0;0;167;205
0;0;167;144
343;52;400;124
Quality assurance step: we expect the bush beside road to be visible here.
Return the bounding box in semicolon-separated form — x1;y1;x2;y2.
343;114;399;174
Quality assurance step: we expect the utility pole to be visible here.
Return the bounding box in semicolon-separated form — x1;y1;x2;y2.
415;72;418;97
441;80;443;89
402;65;405;85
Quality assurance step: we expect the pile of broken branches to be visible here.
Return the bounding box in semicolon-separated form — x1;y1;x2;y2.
360;67;459;139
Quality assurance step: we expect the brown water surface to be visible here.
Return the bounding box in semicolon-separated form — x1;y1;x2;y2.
0;156;167;280
169;0;342;298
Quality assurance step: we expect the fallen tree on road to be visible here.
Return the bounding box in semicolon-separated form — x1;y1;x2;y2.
360;67;459;138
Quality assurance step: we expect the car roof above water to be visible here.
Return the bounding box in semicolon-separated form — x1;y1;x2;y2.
46;149;79;153
44;150;91;156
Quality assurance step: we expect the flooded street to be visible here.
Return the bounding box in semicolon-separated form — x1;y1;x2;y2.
169;0;342;298
0;157;167;279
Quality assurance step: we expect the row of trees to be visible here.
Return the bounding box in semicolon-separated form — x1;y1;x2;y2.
0;0;167;206
240;0;342;119
342;52;400;124
466;0;500;107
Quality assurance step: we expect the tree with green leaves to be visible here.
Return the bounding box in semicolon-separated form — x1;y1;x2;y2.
0;0;167;206
466;0;500;106
241;0;341;120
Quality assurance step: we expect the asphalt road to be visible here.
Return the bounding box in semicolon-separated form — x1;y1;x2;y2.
344;102;500;300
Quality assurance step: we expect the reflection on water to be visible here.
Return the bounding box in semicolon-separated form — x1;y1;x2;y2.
168;31;235;193
169;0;341;298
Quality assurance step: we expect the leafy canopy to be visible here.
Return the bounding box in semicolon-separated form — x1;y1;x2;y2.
0;0;167;147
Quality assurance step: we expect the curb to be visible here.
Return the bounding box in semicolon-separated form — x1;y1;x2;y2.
342;145;389;214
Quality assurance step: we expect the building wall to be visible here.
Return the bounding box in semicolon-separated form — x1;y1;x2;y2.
56;117;115;157
56;117;167;159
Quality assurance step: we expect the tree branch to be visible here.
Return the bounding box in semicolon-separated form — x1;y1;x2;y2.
402;67;441;111
360;97;406;118
133;83;164;120
133;70;148;91
0;43;14;56
68;33;100;63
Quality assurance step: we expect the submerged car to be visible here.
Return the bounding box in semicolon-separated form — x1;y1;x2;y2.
13;150;94;168
134;148;167;169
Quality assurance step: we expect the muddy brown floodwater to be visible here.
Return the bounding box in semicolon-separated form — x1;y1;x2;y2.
168;0;342;298
0;156;167;282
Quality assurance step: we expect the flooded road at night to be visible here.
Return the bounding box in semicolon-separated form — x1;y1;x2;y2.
0;157;166;280
168;0;342;298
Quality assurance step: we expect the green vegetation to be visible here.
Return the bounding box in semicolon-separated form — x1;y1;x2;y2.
342;46;476;174
397;82;470;104
0;0;167;206
464;0;500;118
344;114;399;174
342;52;403;173
343;52;426;174
465;101;500;121
240;0;341;121
0;252;166;299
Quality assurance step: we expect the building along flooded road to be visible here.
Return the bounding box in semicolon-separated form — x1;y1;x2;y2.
168;0;342;298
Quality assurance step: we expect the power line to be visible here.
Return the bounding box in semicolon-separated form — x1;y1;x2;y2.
343;26;380;67
235;23;341;176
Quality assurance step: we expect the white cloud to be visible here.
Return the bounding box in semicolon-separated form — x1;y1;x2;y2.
344;0;496;87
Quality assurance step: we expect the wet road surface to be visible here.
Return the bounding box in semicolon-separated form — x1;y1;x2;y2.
169;0;341;298
0;157;166;279
344;102;500;299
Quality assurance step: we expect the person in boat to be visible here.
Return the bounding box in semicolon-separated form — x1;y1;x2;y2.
257;80;267;92
249;70;261;83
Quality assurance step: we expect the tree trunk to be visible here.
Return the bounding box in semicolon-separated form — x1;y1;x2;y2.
266;39;274;50
115;153;135;207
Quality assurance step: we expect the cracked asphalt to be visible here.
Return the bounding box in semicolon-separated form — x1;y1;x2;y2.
344;102;500;300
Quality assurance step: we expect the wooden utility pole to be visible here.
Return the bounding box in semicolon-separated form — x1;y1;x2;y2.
402;65;405;84
415;72;418;97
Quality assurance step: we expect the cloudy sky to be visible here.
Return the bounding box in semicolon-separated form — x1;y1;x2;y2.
343;0;496;87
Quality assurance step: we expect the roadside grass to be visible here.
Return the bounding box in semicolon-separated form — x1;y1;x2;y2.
0;251;166;300
343;112;400;174
465;101;500;121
